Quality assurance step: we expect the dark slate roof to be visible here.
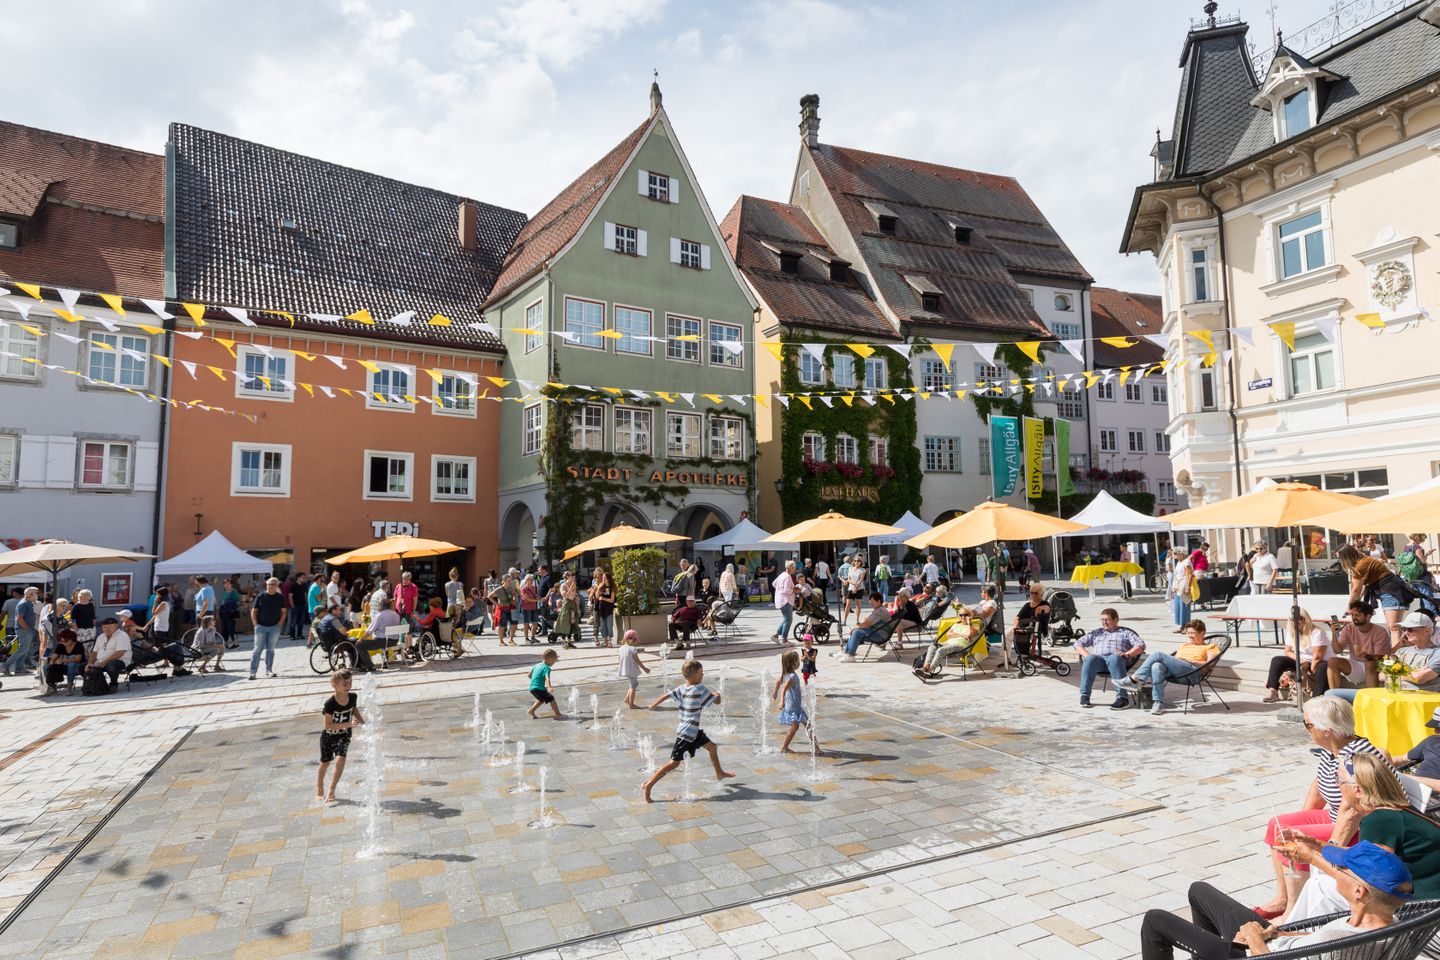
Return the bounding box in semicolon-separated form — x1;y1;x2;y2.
721;195;897;340
805;143;1087;340
0;122;164;298
1090;288;1164;368
170;123;526;349
484;115;653;307
1166;3;1440;179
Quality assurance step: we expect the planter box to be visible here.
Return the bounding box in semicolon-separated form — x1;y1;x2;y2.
618;611;670;645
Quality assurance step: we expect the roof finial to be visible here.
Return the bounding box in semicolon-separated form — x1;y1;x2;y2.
1276;28;1284;48
1204;0;1218;27
649;71;662;113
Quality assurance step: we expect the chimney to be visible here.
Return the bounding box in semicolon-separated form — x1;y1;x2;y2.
457;200;477;252
799;94;820;147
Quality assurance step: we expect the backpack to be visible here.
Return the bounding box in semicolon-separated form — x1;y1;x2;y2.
81;668;109;696
1397;548;1424;582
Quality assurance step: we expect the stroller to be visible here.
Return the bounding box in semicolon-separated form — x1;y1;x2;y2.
1043;589;1082;645
790;591;837;643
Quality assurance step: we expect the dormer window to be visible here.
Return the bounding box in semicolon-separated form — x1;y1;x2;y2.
954;226;972;244
1282;88;1311;138
905;274;943;314
827;260;849;282
1251;48;1338;145
778;251;801;275
864;201;899;235
921;292;941;312
877;214;897;235
0;220;17;250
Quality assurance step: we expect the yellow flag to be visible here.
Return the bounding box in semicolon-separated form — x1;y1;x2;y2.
881;393;896;405
847;343;875;358
423;368;443;384
1186;329;1215;352
14;282;41;299
601;387;623;395
598;329;623;339
268;310;295;327
428;314;452;327
182;303;207;325
92;340;116;351
135;324;163;336
18;323;43;337
1084;372;1101;389
1119;367;1133;386
674;334;700;342
754;394;769;408
258;376;272;389
1015;341;1042;364
841;394;854;407
355;359;381;374
403;395;417;404
347;309;376;325
703;393;723;404
514;327;541;336
299;382;314;397
214;338;237;358
955;390;966;400
919;391;931;400
931;343;955;370
1202;352;1219;368
655;391;675;403
339;388;354;398
206;365;227;381
54;310;83;323
546;382;565;390
294;351;316;362
1270;321;1296;350
98;293;126;316
1354;313;1386;330
1099;336;1135;348
762;342;783;362
798;396;813;410
486;376;511;388
151;354;172;368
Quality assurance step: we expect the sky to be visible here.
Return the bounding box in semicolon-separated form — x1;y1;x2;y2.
8;0;1351;294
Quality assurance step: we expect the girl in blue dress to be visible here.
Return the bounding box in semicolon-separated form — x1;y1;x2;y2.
771;651;821;755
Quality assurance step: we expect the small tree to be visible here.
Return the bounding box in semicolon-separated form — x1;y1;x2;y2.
612;546;665;616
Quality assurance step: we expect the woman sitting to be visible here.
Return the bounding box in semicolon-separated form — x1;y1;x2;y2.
1010;584;1051;660
1263;608;1333;701
915;585;1000;678
1254;695;1397;919
1283;752;1440;922
889;588;924;648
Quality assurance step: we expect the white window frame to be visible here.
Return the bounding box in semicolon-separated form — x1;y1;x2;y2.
798;351;825;385
974;361;1003;382
831;354;856;389
78;440;132;491
1276;210;1327;280
432;370;477;418
236;346;295;402
1053;293;1073;312
366;363;416;412
1281;87;1313;139
802;433;825;461
1056;393;1085;420
978;437;991;474
0;433;15;486
1052;320;1082;340
923;436;960;473
563;296;606;351
868;435;888;467
1158;480;1177;503
613;304;652;356
666;411;701;459
1258;188;1337;295
1286;332;1338;397
0;322;41;381
833;433;858;465
709;321;743;368
431;455;477;503
614;223;639;256
1152;383;1168;404
523;299;544;354
614;406;652;456
1197;367;1219;411
571;404;605;452
230;442;291;497
362;450;414;501
666;314;701;363
87;331;149;390
1127;429;1146;453
709;416;744;460
921;358;952;392
1099;429;1118;453
522;403;543;457
864;356;887;389
679;238;702;269
1124;381;1143;403
644;171;675;203
1187;241;1216;304
1155;431;1171;453
1096;380;1115;401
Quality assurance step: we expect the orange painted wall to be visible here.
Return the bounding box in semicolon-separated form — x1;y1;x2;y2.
162;327;503;585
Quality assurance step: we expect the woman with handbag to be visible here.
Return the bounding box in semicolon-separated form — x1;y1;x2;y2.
589;569;615;647
1170;552;1197;631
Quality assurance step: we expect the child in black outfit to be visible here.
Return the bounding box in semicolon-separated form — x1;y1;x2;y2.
318;669;364;804
800;633;818;684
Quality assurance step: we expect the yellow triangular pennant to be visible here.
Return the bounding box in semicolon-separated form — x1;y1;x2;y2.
428;314;451;327
294;351;316;362
182;303;207;325
299;382;314;397
881;393;895;405
847;343;875;358
18;323;43;337
356;359;381;373
797;396;813;410
99;293;126;316
486;376;511;388
214;338;237;358
703;393;723;404
597;329;624;340
424;368;443;384
347;309;376;325
1354;313;1386;330
54;310;83;323
1084;372;1101;389
1186;329;1215;352
754;394;769;408
1119;367;1133;386
762;342;783;362
841;394;854;407
1100;336;1135;348
206;365;227;381
137;324;163;336
14;282;42;299
1015;341;1042;364
151;354;171;368
1269;322;1296;350
931;343;955;370
92;340;115;352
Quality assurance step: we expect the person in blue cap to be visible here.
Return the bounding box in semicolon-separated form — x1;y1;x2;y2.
1139;839;1413;959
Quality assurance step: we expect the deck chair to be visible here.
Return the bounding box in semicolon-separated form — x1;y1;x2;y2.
858;617;903;662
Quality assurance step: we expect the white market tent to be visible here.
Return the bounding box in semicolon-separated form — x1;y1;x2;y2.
1057;490;1169;537
154;531;273;577
867;511;931;546
694;518;797;552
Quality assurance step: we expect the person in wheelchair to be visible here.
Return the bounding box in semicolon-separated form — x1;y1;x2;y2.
915;585;1001;678
319;602;377;671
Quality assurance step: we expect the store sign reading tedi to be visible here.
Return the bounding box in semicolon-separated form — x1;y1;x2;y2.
371;521;421;538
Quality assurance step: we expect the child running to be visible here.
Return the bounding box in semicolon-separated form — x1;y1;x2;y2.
317;669;364;804
772;651;821;755
617;629;651;708
526;649;565;719
799;633;818;685
642;659;735;802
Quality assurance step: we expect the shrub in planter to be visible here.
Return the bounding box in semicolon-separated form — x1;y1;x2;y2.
612;546;666;616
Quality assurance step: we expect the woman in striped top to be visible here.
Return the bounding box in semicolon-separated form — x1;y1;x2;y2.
1255;696;1398;919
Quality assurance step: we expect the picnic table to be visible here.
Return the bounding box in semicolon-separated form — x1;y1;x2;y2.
1209;594;1351;647
1069;561;1143;587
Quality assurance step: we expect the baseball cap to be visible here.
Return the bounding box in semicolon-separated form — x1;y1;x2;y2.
100;616;118;626
1321;840;1414;898
117;609;134;620
1427;706;1440;730
1399;611;1435;630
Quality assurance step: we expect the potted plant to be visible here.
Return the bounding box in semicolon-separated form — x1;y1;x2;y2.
612;546;669;644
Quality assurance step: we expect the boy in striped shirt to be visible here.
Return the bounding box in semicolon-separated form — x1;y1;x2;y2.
642;659;735;802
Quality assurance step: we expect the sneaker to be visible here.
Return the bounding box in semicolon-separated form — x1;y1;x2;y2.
837;653;856;662
248;673;257;680
1109;696;1130;710
1113;676;1140;693
1080;698;1091;708
266;671;277;678
1150;703;1166;716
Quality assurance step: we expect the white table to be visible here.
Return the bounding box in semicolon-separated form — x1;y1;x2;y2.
1213;593;1352;646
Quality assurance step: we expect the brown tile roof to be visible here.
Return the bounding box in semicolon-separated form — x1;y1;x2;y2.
0;122;164;297
721;195;896;340
0;167;52;219
1090;287;1165;368
484;115;654;308
807;143;1090;338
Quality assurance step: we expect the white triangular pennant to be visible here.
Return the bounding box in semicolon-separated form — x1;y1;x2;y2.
1059;339;1085;363
800;343;826;365
254;344;273;357
776;395;791;408
727;394;748;405
51;329;82;344
1231;328;1254;347
1313;317;1339;343
1144;333;1171;351
223;306;256;327
320;386;335;398
628;390;649;400
140;298;174;321
96;317;120;332
58;288;81;312
180;360;198;379
384;311;415;326
889;344;912;359
177;330;205;339
6;298;33;321
680;392;695;407
819;396;834;407
973;343;998;366
325;355;348;370
309;313;343;324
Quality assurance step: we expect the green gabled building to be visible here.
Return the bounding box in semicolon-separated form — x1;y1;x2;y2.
484;84;759;568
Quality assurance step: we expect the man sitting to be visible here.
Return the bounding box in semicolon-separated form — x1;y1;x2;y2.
318;602;375;671
668;596;705;648
124;609;189;677
835;592;891;662
1329;611;1440;703
1076;608;1146;709
1329;600;1391;690
1115;619;1220;715
87;617;132;691
1138;840;1411;959
365;596;405;664
1394;706;1440;807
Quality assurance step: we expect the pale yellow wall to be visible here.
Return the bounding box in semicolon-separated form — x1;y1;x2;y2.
753;302;785;528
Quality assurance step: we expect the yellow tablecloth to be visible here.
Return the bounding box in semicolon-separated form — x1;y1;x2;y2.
1353;688;1440;754
1069;561;1143;586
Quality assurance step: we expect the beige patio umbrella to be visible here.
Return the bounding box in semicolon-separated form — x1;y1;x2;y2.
0;539;154;607
326;535;464;566
562;524;689;562
765;512;903;617
1307;486;1440;534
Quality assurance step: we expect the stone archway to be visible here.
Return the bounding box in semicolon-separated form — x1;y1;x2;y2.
670;503;732;546
597;501;649;533
500;502;536;571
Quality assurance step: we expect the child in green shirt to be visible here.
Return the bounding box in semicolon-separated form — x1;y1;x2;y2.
526;649;564;719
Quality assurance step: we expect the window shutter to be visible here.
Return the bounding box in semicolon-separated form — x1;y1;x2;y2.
669;237;682;264
44;436;76;488
637;169;649;196
603;221;616;250
668;177;680;204
17;435;48;486
636;229;648;257
700;244;711;270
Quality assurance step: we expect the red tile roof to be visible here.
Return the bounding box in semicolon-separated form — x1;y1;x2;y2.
1090;287;1165;368
0;167;52;219
0;122;164;297
722;195;896;340
484;115;654;307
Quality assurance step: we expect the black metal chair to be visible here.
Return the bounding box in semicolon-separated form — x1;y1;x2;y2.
857;616;903;662
1150;634;1233;715
1236;899;1440;959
